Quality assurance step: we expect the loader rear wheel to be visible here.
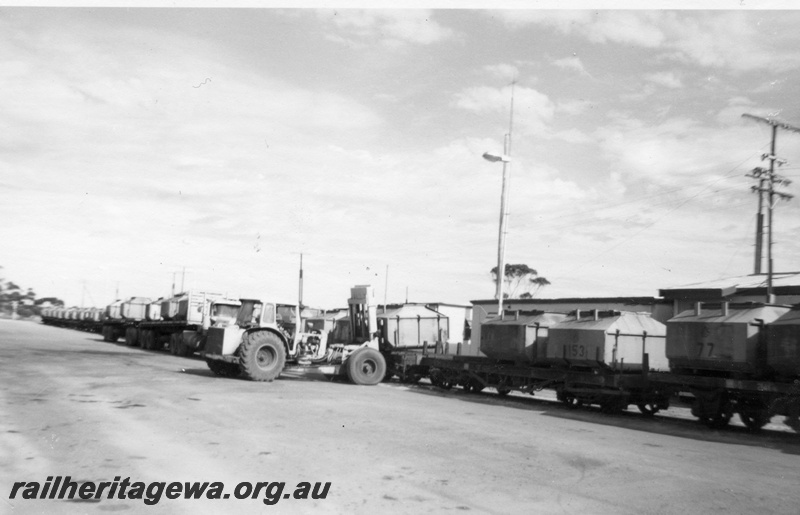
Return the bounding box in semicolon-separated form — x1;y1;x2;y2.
346;348;386;386
206;359;241;378
239;331;286;382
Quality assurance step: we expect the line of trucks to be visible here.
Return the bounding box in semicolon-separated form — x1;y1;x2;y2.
41;289;800;433
41;285;443;386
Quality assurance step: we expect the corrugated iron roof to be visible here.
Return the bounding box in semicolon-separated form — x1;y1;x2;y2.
660;272;800;299
552;312;666;336
669;304;791;324
483;312;568;327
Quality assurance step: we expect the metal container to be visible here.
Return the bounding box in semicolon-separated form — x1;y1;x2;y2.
547;310;668;371
377;305;449;349
666;302;790;374
145;298;163;321
175;291;223;324
120;297;152;321
162;294;184;320
766;307;800;378
479;311;568;363
106;300;123;320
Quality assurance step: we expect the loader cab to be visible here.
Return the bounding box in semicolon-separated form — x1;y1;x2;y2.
209;299;241;328
237;299;277;329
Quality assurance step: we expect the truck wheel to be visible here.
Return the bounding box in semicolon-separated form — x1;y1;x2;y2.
346;348;386;386
206;359;241;378
125;327;139;347
239;331;286;382
141;330;152;350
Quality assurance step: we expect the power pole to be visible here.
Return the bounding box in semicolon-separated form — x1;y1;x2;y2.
742;114;798;301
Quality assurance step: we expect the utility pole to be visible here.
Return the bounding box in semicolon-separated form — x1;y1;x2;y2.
180;266;186;293
746;174;766;274
742;114;798;302
483;80;516;316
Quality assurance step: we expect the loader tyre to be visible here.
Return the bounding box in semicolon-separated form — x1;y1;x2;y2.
346;348;386;386
205;358;241;378
239;331;286;382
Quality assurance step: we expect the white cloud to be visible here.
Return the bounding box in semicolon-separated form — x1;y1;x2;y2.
496;10;800;73
644;71;682;89
552;55;589;75
495;10;665;48
320;9;454;47
483;63;519;80
452;84;555;134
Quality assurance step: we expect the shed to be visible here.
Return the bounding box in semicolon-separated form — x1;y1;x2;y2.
377;304;448;349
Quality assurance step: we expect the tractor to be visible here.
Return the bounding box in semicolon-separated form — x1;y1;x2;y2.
201;285;387;385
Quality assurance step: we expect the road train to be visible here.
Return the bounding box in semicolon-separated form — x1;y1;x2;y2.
40;295;800;433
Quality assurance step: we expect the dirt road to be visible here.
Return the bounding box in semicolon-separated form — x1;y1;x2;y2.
1;319;799;514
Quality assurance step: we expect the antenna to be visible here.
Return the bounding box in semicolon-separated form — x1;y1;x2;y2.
742;113;798;301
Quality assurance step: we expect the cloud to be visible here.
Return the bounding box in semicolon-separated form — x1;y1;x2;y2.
644;71;682;89
452;84;555;134
495;10;665;48
552;55;589;75
495;10;800;73
483;63;519;80
319;9;455;48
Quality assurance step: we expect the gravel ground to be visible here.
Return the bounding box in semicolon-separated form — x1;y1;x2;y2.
2;319;799;515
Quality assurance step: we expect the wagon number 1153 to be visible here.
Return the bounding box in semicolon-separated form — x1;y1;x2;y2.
567;344;587;358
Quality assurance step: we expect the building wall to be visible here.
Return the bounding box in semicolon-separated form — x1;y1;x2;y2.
426;304;472;345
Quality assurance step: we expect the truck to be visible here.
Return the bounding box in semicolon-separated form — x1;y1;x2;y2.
101;292;245;356
202;285;435;385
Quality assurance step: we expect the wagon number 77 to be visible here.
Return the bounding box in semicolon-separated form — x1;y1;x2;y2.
696;342;714;358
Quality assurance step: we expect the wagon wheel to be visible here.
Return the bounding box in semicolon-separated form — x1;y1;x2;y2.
497;387;512;397
739;408;770;433
637;402;661;417
560;393;581;409
464;379;484;393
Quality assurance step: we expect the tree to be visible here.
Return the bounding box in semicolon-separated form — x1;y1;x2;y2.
490;263;551;299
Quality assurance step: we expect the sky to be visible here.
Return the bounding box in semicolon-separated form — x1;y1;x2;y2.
2;4;800;310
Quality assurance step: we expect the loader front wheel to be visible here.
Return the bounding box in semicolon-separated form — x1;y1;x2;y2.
346;348;386;386
239;331;286;382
